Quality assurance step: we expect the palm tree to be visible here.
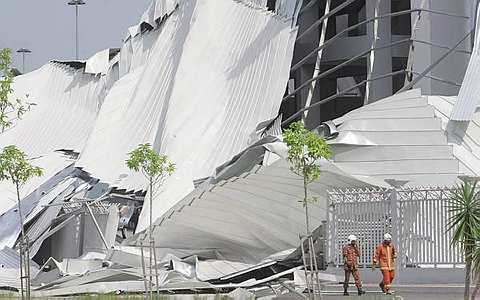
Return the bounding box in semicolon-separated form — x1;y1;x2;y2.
447;180;480;300
472;243;480;300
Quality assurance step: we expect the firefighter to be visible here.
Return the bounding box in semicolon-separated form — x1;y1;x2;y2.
372;233;396;295
342;234;365;296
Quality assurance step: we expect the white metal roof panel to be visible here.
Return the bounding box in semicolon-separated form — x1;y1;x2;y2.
451;4;480;121
76;0;298;233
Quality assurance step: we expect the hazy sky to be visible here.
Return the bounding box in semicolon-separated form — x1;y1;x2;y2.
0;0;151;72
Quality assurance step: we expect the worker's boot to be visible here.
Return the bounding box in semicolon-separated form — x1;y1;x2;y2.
357;287;366;296
379;282;385;293
343;284;349;296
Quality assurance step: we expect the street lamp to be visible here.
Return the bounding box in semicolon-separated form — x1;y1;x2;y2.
458;175;480;184
67;0;86;60
16;48;32;74
384;179;410;189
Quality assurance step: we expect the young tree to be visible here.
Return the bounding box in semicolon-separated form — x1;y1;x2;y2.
126;143;175;297
283;121;333;234
447;180;480;300
0;145;43;299
0;48;32;132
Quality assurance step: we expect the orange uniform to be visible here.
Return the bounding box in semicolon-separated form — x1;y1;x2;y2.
373;242;396;293
342;244;362;289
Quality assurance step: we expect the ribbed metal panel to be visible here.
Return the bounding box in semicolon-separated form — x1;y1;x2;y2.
76;0;299;232
330;91;460;187
451;5;480;120
0;247;21;268
129;158;370;263
0;247;39;269
428;95;480;176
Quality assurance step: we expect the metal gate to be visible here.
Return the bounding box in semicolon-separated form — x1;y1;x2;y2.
327;186;464;268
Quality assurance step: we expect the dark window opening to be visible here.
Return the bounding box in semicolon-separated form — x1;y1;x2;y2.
328;0;366;37
267;0;276;11
392;56;408;93
391;0;411;35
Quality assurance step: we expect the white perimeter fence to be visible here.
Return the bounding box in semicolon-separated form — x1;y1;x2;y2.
327;186;464;268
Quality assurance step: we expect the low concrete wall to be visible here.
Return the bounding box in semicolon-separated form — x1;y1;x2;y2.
327;267;466;284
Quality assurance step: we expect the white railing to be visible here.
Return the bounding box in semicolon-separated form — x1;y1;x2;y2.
327;186;464;268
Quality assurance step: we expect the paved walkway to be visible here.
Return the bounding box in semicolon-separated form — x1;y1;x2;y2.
322;284;466;300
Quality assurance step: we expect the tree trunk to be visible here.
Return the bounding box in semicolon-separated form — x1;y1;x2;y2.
149;177;153;299
465;246;472;300
471;273;480;300
16;182;27;300
15;183;26;250
303;175;310;235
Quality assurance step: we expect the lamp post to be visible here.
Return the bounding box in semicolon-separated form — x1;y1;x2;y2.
67;0;86;60
384;178;409;268
458;175;480;184
384;179;410;189
16;48;31;74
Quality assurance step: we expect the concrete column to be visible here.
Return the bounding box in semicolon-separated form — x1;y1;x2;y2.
408;0;433;95
365;0;393;102
409;0;472;96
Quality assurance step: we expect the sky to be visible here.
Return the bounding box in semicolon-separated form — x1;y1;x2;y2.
0;0;151;72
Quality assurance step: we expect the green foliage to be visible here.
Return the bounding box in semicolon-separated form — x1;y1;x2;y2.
0;145;43;187
283;121;333;184
0;48;32;132
283;121;333;233
126;143;175;185
447;181;480;248
447;180;480;300
473;241;480;275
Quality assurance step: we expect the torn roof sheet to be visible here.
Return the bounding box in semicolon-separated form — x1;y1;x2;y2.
428;95;480;176
2;62;105;158
127;157;370;263
75;0;299;233
451;3;480;121
0;165;80;249
0;152;75;218
124;89;480;264
329;90;463;186
0;247;39;269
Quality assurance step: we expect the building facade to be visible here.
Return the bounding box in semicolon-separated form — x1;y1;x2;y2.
282;0;477;128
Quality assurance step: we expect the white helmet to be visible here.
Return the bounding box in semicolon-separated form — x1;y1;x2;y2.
347;235;357;244
384;233;392;241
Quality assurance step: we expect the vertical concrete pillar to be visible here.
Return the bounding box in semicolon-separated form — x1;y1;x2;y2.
408;0;433;95
409;0;471;96
365;0;393;102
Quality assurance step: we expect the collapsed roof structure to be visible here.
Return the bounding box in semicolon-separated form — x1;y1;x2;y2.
1;0;480;296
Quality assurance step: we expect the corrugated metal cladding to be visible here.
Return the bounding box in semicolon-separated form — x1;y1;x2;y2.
76;0;299;232
0;247;39;269
127;88;480;266
331;90;461;187
451;4;480;120
0;247;21;268
130;158;369;263
1;0;299;254
428;95;480;176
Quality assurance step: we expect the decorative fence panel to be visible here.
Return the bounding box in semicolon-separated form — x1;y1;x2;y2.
397;187;463;266
327;186;464;268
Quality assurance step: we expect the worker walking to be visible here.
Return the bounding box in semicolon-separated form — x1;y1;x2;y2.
372;233;396;295
342;234;365;296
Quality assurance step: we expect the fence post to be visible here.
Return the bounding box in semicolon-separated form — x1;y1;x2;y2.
390;188;403;270
326;193;330;264
326;192;336;266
